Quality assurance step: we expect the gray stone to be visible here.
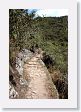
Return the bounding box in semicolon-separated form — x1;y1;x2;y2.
9;84;19;98
16;49;33;76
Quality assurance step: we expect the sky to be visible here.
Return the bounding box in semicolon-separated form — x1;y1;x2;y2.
28;9;68;17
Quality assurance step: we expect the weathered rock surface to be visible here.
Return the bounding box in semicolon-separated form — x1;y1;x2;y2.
9;49;59;99
16;49;33;76
9;84;19;98
15;49;33;86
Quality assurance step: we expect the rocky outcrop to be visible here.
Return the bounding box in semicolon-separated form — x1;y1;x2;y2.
9;49;32;98
9;49;59;99
16;49;33;76
16;49;33;86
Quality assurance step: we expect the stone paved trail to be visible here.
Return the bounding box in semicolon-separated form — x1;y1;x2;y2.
23;54;59;99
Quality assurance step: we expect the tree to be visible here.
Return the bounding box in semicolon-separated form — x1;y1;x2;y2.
9;9;35;66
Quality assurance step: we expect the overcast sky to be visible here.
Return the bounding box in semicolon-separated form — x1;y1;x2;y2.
28;9;68;17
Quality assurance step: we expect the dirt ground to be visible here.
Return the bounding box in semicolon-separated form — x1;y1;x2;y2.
22;54;59;99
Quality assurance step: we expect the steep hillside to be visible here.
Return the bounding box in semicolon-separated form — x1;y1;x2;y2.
9;9;68;99
34;16;68;75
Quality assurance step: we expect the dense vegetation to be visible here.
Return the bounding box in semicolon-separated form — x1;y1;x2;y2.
9;9;68;99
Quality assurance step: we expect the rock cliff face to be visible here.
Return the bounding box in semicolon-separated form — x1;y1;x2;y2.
9;49;59;99
16;49;33;76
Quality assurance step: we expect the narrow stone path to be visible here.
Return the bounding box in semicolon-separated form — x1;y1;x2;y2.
23;54;59;99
